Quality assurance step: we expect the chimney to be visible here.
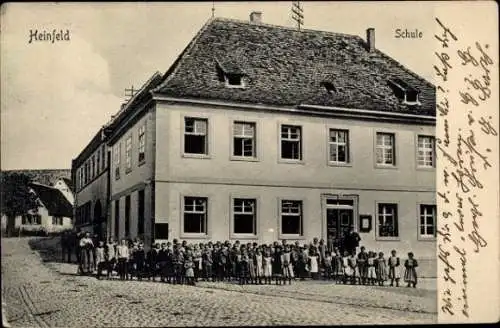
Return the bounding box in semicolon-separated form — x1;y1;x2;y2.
250;11;262;24
366;28;375;52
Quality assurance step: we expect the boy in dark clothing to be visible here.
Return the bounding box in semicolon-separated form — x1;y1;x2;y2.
357;246;369;285
146;243;159;281
158;243;168;282
135;243;146;281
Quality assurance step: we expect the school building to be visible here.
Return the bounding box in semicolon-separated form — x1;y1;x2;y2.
72;14;437;276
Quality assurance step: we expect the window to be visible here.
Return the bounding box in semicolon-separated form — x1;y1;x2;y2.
114;199;120;239
281;125;302;160
24;214;42;225
97;151;101;175
91;155;95;179
378;203;399;237
114;143;121;180
125;195;131;238
233;199;256;235
329;129;349;164
281;200;303;235
183;197;207;234
376;133;396;166
233;122;255;157
101;145;106;170
125;136;132;172
419;204;436;238
417;136;435;168
138;189;145;235
184;118;208;155
138;125;146;163
52;216;63;225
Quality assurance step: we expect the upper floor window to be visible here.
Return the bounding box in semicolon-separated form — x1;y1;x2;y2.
419;204;436;238
280;200;303;235
183;197;207;234
114;143;121;180
90;156;95;180
184;117;208;155
96;151;101;176
281;125;302;160
377;203;398;238
125;136;132;172
376;132;396;166
417;135;435;168
138;125;146;163
101;145;106;170
329;129;349;164
233;198;257;235
233;122;255;157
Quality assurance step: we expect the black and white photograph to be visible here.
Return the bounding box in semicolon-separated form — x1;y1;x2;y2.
1;1;498;327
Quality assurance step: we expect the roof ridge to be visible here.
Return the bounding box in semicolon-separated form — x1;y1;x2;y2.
211;16;362;39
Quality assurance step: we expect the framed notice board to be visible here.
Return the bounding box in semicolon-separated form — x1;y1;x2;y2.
359;215;372;233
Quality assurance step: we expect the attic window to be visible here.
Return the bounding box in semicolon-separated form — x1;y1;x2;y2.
321;81;336;94
215;59;246;89
388;78;421;105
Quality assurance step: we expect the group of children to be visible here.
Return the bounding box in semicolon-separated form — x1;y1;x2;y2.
77;235;419;288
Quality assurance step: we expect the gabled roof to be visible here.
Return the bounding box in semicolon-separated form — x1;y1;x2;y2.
29;183;73;218
154;18;435;116
61;178;73;191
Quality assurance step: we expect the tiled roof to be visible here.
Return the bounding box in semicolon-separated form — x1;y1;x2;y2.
30;183;73;218
154;18;435;116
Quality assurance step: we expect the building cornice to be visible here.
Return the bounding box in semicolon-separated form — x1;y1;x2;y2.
151;95;436;126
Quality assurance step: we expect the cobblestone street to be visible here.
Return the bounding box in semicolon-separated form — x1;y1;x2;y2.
2;237;437;327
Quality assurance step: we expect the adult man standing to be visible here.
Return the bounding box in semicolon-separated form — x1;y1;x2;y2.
343;225;361;255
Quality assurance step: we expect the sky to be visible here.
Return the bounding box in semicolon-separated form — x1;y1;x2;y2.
1;1;435;170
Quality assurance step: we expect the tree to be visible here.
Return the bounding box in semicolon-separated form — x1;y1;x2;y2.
0;172;39;237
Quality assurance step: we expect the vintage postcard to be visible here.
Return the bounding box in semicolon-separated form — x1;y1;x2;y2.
1;1;498;326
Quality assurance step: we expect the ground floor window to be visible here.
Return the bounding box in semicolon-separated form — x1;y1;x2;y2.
377;203;398;237
22;214;41;225
52;216;63;225
280;200;303;235
419;204;436;238
183;197;207;234
233;198;256;235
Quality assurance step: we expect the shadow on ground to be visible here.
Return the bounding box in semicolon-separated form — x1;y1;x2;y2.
27;236;77;265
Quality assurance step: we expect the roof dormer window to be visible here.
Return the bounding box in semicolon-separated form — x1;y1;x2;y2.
388;78;421;106
215;58;246;89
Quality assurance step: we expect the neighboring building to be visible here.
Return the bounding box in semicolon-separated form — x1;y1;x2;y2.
53;178;75;204
72;128;111;239
2;169;71;187
77;14;437;275
1;182;74;234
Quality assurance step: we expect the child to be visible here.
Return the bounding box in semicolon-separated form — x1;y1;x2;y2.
255;248;264;284
263;249;273;284
115;239;129;281
367;252;377;285
272;246;283;285
348;251;358;285
184;256;195;286
357;246;368;285
342;251;352;284
105;238;116;280
309;249;320;280
376;252;387;286
146;243;159;281
193;245;203;282
239;251;249;285
95;241;106;280
281;245;293;285
323;251;333;280
333;248;344;284
202;245;213;282
158;243;168;283
248;248;257;284
404;252;418;288
388;250;401;287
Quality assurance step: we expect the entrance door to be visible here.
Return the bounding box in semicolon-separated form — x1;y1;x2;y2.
325;198;354;249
